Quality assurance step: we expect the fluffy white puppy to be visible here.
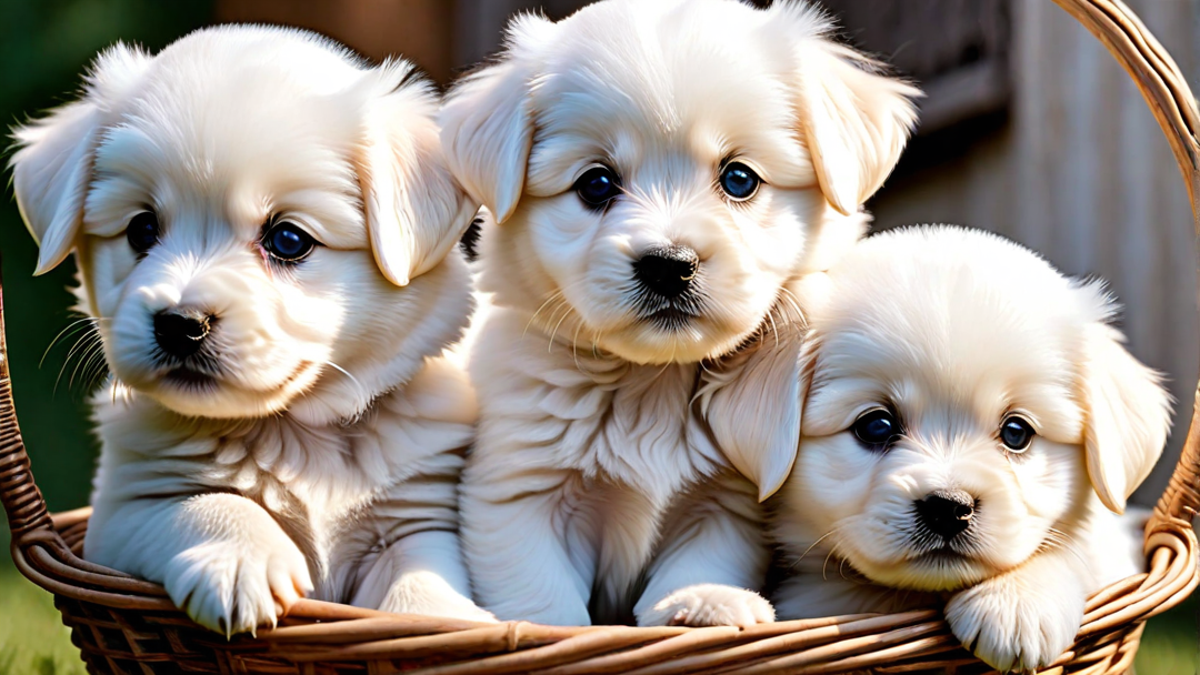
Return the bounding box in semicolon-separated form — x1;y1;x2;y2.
440;0;918;626
773;226;1170;672
10;26;494;635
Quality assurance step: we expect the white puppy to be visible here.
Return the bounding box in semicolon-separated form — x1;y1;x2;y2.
10;26;494;635
773;226;1170;672
440;0;918;626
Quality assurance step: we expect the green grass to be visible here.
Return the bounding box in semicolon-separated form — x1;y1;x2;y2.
1135;593;1199;675
0;568;86;675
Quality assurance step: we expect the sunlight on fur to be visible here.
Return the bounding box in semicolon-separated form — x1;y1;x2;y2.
442;0;919;628
10;25;493;636
772;225;1171;672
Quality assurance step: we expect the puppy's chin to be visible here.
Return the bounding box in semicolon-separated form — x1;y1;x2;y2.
598;320;752;365
843;548;995;593
558;296;765;365
119;361;322;419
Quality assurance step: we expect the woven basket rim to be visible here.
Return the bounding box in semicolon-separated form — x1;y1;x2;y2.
2;1;1199;673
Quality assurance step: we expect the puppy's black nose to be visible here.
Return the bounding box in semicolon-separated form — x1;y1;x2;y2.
633;246;699;298
154;311;213;359
915;489;976;541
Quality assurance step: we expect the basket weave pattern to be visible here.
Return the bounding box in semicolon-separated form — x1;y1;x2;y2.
3;1;1198;673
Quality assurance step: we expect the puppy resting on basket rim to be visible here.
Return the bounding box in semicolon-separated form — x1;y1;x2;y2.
772;226;1170;673
9;26;494;635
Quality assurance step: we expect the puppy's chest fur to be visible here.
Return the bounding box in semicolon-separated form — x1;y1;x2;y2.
475;313;731;604
92;385;470;598
200;417;404;562
576;361;724;499
483;332;727;504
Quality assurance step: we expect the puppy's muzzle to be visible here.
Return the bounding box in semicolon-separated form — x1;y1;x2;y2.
915;489;977;541
154;310;214;360
632;245;699;299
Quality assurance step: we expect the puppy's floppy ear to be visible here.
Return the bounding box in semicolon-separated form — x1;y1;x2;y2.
439;13;556;224
698;325;810;502
1077;289;1172;514
355;62;478;287
772;3;920;216
10;42;150;275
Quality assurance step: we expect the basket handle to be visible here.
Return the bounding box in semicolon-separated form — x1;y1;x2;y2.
1051;0;1200;209
1050;0;1200;530
0;258;56;548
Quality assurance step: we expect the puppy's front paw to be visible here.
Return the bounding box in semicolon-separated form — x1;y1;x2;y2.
945;574;1084;674
637;584;775;628
162;535;312;637
377;571;497;623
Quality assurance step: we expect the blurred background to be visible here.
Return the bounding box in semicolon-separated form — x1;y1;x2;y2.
0;0;1196;673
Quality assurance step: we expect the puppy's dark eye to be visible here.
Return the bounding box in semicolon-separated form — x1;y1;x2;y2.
999;415;1036;452
263;221;317;262
853;409;901;449
126;211;160;255
719;162;761;201
574;166;622;210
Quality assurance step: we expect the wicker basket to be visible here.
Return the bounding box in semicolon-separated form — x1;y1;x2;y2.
2;1;1198;673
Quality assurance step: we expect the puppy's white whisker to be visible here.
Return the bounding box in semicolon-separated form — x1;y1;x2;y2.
778;286;806;325
525;289;566;338
765;305;780;349
526;278;595;346
546;300;575;353
650;344;677;380
837;556;853;582
793;529;838;566
591;330;604;359
56;329;103;395
68;339;100;392
81;341;111;392
820;547;839;582
69;338;100;390
322;361;367;405
41;316;99;369
570;319;585;374
777;293;799;326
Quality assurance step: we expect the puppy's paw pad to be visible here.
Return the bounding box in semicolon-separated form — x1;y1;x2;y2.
377;571;498;623
639;584;775;628
163;538;311;637
946;579;1082;673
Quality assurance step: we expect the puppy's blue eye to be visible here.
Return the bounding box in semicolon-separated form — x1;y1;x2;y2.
719;162;761;201
853;409;900;449
263;221;317;262
574;166;621;209
126;211;160;255
1000;415;1035;452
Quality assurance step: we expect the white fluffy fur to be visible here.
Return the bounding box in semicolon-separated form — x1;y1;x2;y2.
772;226;1171;672
441;0;917;626
9;26;492;635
